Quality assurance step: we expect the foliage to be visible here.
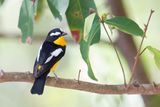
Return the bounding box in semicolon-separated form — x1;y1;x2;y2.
80;14;100;80
47;0;62;21
11;0;150;80
105;16;144;36
147;46;160;70
0;0;4;6
34;0;45;20
66;0;97;42
18;0;38;42
66;0;98;80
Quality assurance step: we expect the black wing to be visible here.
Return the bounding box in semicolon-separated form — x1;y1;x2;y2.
33;41;65;78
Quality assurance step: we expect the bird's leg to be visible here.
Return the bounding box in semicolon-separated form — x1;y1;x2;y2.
53;73;58;81
77;69;81;84
0;69;4;78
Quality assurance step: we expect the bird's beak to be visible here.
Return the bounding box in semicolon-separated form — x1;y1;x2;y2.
62;32;67;36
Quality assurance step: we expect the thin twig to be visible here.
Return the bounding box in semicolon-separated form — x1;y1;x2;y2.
101;22;127;86
78;69;81;84
128;9;155;85
0;72;160;95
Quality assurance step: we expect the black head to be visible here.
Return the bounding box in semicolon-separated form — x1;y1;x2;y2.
46;28;67;42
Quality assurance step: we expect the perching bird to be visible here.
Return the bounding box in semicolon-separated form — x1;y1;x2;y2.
31;28;67;95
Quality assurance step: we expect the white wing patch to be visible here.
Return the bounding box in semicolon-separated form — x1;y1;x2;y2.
45;48;63;64
50;32;61;36
37;44;42;62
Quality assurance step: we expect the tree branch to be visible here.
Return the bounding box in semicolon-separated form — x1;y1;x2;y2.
0;72;160;95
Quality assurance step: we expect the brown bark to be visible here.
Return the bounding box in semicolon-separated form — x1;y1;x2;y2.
0;72;160;95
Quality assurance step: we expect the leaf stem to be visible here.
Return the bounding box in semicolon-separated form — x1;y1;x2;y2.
102;22;127;86
139;47;147;56
128;9;154;85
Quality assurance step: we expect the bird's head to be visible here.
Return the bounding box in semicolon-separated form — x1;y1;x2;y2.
46;28;67;46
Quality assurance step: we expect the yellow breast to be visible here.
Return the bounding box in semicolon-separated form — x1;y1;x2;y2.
50;62;59;72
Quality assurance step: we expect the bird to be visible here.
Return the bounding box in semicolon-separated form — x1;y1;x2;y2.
31;28;67;95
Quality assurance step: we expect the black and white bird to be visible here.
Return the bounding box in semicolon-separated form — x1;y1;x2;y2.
31;28;67;95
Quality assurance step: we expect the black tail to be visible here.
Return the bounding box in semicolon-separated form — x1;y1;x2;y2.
31;72;48;95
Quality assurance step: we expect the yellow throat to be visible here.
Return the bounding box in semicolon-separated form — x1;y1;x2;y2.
53;36;67;46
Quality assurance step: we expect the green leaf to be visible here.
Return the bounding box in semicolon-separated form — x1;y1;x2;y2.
105;16;144;36
47;0;62;21
0;0;4;6
87;14;100;45
80;40;89;62
147;46;160;70
66;0;97;42
35;0;45;20
79;14;100;81
66;0;98;80
18;0;37;42
80;40;97;81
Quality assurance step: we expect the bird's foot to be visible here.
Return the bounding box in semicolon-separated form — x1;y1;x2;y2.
53;73;58;81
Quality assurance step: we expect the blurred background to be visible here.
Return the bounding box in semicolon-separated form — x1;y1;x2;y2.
0;0;160;107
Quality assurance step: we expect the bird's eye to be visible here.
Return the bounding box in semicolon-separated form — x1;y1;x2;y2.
50;32;61;36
